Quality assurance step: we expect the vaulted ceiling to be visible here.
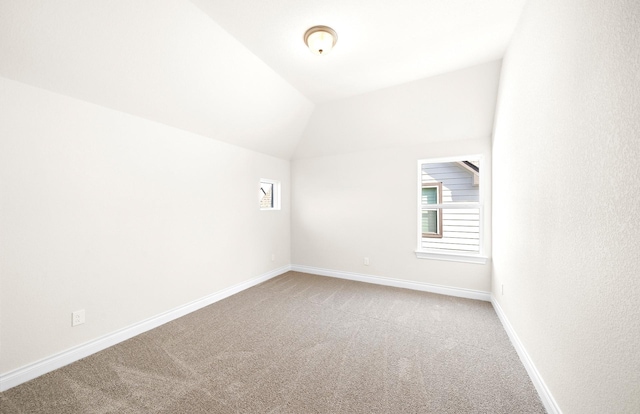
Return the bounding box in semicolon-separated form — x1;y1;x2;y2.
192;0;527;103
0;0;526;159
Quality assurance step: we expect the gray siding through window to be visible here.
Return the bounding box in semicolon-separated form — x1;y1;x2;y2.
421;162;480;253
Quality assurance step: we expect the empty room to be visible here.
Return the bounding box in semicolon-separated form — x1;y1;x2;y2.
1;0;638;413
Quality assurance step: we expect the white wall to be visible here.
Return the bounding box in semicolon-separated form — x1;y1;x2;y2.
292;141;491;291
292;62;500;292
0;77;290;374
492;0;640;412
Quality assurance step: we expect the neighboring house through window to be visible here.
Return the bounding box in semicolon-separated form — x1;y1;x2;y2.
422;182;443;238
416;156;486;264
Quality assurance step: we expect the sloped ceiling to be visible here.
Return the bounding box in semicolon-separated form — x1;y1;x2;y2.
191;0;527;103
0;0;314;159
0;0;527;159
293;61;503;159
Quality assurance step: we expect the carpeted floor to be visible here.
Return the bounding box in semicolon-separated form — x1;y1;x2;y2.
0;271;546;413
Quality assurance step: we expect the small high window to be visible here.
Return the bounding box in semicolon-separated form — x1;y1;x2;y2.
260;179;280;210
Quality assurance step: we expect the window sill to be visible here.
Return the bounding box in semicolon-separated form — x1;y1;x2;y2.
415;250;488;265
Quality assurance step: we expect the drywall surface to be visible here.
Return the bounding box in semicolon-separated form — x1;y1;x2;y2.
492;0;640;412
291;62;499;292
292;138;492;292
0;0;313;159
0;77;290;373
293;60;502;159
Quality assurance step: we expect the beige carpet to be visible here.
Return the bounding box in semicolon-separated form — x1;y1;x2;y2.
0;271;546;413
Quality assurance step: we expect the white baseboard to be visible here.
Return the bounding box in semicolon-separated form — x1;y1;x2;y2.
291;264;491;302
0;265;291;392
491;296;562;414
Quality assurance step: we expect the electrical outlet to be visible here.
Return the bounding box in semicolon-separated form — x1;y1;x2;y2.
72;310;85;327
501;284;504;296
364;257;370;266
271;254;275;262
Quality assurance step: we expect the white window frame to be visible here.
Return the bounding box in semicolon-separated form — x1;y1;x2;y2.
415;155;487;265
259;178;281;211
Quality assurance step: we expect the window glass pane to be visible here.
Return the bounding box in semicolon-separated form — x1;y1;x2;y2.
418;157;484;259
422;187;438;204
260;182;273;208
422;210;438;234
421;207;481;253
421;160;480;203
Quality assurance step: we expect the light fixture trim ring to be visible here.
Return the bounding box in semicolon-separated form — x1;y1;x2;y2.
303;25;338;48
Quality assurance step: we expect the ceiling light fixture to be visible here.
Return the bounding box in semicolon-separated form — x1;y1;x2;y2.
304;26;338;56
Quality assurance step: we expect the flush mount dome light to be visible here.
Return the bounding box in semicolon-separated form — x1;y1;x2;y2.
304;25;338;55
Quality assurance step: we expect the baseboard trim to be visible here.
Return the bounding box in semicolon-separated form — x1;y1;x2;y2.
0;265;291;392
491;296;562;414
291;264;491;302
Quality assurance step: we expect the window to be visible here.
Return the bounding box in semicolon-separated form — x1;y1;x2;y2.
416;156;486;264
421;182;443;238
260;179;280;210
